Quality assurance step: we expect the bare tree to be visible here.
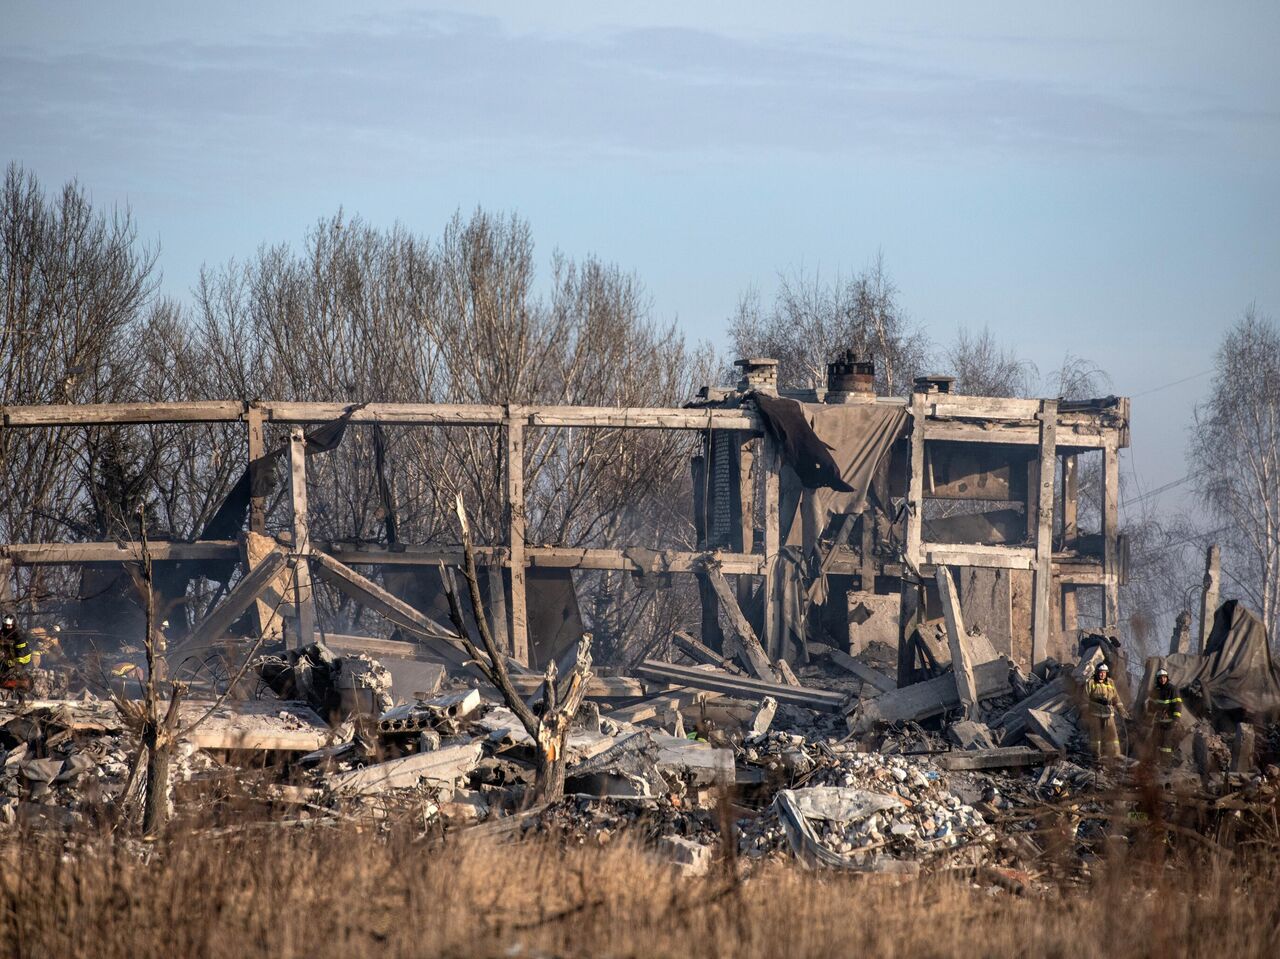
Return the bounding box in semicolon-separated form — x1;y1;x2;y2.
945;325;1036;397
1190;307;1280;639
728;254;929;393
442;496;591;804
0;164;158;612
191;209;714;662
113;514;186;836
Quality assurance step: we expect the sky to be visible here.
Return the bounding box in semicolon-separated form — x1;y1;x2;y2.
3;1;1278;518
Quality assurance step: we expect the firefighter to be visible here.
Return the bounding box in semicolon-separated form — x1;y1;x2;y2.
1085;662;1127;762
0;614;33;700
1145;667;1182;763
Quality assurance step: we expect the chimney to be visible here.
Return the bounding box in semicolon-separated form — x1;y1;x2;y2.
825;350;876;403
734;357;779;394
913;374;955;395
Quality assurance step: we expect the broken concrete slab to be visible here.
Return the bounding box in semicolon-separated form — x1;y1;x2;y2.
328;740;483;796
947;720;996;751
181;700;331;752
1024;708;1076;752
937;746;1053;771
851;659;1010;732
651;733;740;787
607;689;722;725
378;689;481;734
991;676;1073;744
476;707;619;763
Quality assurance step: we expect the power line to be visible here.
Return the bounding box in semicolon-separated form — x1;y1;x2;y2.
1130;369;1212;398
1121;471;1199;508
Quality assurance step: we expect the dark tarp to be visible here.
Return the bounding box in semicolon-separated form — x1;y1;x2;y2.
526;568;586;670
758;396;907;638
155;408;361;603
1140;601;1280;725
753;393;907;517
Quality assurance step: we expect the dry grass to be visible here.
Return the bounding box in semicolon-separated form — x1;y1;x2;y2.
0;822;1277;959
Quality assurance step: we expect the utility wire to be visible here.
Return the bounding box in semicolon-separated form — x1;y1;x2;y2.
1130;369;1212;398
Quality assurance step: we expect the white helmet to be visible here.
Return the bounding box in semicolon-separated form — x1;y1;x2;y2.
1156;667;1169;679
1096;662;1109;674
1;614;13;628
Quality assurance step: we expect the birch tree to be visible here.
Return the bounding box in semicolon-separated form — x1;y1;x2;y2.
1190;308;1280;639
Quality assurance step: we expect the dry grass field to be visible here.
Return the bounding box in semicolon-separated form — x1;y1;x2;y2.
0;822;1276;959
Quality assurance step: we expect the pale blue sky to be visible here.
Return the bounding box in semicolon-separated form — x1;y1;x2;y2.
4;1;1278;517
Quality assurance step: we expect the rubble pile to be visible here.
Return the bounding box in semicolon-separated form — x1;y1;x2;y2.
0;615;1275;892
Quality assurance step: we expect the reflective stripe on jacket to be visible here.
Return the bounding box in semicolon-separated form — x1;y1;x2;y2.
1086;678;1120;719
1148;684;1182;725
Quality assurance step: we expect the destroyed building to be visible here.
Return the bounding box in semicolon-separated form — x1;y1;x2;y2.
1;354;1276;882
0;353;1129;685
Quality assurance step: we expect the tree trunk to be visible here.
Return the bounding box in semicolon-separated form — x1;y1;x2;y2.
141;683;185;837
141;723;169;836
532;726;569;805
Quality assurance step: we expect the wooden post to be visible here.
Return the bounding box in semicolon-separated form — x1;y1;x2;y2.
1061;454;1078;547
760;433;782;659
486;556;512;656
736;435;757;613
505;411;530;666
860;509;876;592
1031;400;1057;667
897;577;921;688
0;557;12;608
691;453;725;653
1102;439;1121;628
246;402;267;534
905;392;926;568
1198;543;1221;651
288;427;316;648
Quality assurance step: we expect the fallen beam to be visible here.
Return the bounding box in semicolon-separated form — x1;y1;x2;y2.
170;549;287;656
851;658;1011;731
507;675;646;699
937;746;1054;771
819;647;896;693
672;630;743;674
701;565;779;682
936;566;978;719
635;660;848;713
308;550;462;648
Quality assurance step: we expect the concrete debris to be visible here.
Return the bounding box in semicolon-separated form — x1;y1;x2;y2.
0;622;1276;896
947;720;997;751
850;659;1011;732
657;834;714;876
748;696;778;737
328;741;484;797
